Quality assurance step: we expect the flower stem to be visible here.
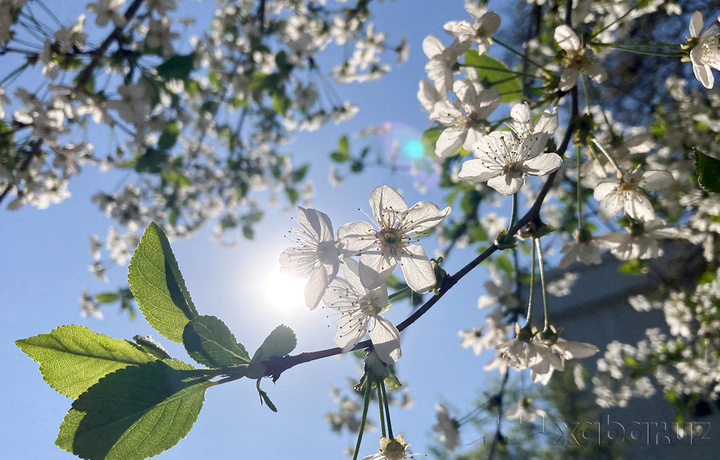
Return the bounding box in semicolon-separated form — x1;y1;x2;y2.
526;237;537;325
388;285;412;301
352;380;373;460
591;138;623;177
508;193;518;232
377;383;387;438
380;382;394;439
576;144;584;230
536;239;550;332
492;37;551;75
590;41;683;56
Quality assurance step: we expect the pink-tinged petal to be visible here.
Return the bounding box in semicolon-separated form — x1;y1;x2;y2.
462;126;486;151
369;185;408;222
554;25;580;52
597;191;624;221
623;191;655;222
435;126;466;158
690;11;703;38
640;170;673;191
403;201;451;233
443;20;474;36
593;180;618;201
304;265;328;310
487;172;525;195
399;244;436;293
297;206;334;242
360;251;396;289
517;133;550;160
586;61;607;84
453;79;478;106
693;63;714;89
458;159;500;183
370;315;402;364
559;69;580;91
422;34;445;59
338;221;376;253
522;153;562;176
418;80;441;112
334;309;368;352
480;12;501;36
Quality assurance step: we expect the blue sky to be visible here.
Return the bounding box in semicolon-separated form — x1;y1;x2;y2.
0;1;517;458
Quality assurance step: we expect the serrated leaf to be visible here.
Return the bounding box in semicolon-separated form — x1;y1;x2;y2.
464;51;523;103
156;54;194;80
246;325;296;379
183;315;251;367
16;325;156;399
56;359;211;460
695;148;720;194
128;223;199;343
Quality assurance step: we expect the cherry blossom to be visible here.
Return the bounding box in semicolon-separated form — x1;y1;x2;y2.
593;169;674;222
458;131;562;195
505;397;547;423
443;10;500;55
554;24;606;91
432;404;460;452
423;34;471;94
279;207;340;309
596;219;679;261
686;11;720;89
430;80;500;158
337;186;450;293
322;258;400;364
363;435;416;460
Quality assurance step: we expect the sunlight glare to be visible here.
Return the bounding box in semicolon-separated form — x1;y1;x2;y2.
262;266;308;311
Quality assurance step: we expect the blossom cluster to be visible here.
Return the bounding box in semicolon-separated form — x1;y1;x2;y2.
279;185;450;364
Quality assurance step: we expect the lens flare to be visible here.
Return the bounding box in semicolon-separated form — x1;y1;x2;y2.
365;121;440;190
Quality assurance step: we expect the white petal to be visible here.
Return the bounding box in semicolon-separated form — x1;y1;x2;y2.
517;133;550;160
522;153;562;176
422;34;445;59
399;244;436;293
462;126;486;151
334;309;369;352
429;100;462;125
624;191;655;222
597;192;624;221
593;180;618;201
338;221;376;253
435;126;466;158
369;315;402;364
535;109;558;135
458;159;500;183
339;257;366;293
425;59;453;94
586;61;607;84
443;20;474;37
453;79;478;106
480;12;501;36
690;11;703;38
693;63;714;89
639;170;673;191
369;185;408;221
278;247;315;277
487;173;525;195
559;69;580;91
510;102;531;131
304;265;328;310
418;80;441;112
554;340;599;359
403;201;451;233
323;276;360;309
360;252;396;289
554;25;580;52
297;206;334;242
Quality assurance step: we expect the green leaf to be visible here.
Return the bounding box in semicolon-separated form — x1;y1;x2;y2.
156;54;194;80
338;135;349;156
132;335;172;360
56;359;211;460
286;187;299;205
330;151;349;163
246;325;296;379
464;51;523;103
183;315;251;368
258;389;277;412
695;148;720;194
272;90;291;115
95;292;119;304
16;325;156;399
158;121;179;151
129;223;199;343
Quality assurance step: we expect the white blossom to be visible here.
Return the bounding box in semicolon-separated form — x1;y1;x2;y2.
337;186;450;293
554;25;606;91
432;405;460;452
505;397;547;423
593;168;674;222
687;11;720;89
443;10;500;55
323;259;400;364
278;207;339;309
458;131;562;195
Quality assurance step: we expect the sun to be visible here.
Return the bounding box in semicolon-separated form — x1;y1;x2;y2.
262;265;307;311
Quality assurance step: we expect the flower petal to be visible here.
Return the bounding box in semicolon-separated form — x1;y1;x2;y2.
304;265;328;310
399;244;436;293
487;172;525;195
522;152;562;176
458;159;499;183
554;25;580;52
369;185;408;222
334;309;369;352
403;201;451;233
338;221;376;253
597;191;624;221
690;11;703;38
422;34;445;59
297;206;334;242
370;315;402;363
360;251;396;289
435;126;466;158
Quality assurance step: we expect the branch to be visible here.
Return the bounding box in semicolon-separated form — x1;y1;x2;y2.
267;100;579;382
